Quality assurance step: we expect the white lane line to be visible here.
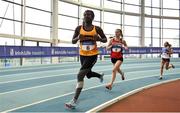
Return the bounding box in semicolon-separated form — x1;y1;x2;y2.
86;78;180;113
1;67;180;95
0;58;179;73
0;62;161;78
1;60;179;79
0;59;156;72
0;79;75;95
0;62;113;78
0;61;111;73
0;62;80;72
0;64;112;84
0;58;168;74
0;64;108;79
1;62;174;84
2;73;180;113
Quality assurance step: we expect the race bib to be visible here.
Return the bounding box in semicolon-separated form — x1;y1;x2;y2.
112;45;122;52
81;41;95;51
162;48;168;53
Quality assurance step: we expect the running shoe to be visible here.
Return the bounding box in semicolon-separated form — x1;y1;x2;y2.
159;76;163;80
172;64;175;69
99;73;104;83
121;72;125;80
65;99;77;109
105;84;112;90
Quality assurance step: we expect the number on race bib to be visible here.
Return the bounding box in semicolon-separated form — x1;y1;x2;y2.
86;46;90;51
81;41;95;51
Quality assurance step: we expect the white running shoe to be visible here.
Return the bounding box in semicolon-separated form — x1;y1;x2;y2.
159;76;163;80
65;99;77;109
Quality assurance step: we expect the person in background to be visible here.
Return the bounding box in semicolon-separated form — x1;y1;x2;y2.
105;29;128;90
159;42;175;80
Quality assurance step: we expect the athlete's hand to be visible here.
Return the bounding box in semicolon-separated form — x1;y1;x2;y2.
124;46;128;50
79;35;95;41
93;34;101;41
78;34;85;41
106;45;112;50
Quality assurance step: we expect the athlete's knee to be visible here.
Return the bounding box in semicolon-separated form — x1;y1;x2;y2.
77;74;84;82
78;69;88;80
112;68;117;73
117;68;121;72
76;81;84;88
112;69;115;73
79;69;89;75
86;72;91;79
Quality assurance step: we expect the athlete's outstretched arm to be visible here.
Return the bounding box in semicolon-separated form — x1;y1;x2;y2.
123;40;128;50
72;26;81;44
167;48;173;54
106;39;113;50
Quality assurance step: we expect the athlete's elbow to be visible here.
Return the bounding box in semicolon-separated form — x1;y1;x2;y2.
101;39;107;43
72;40;77;44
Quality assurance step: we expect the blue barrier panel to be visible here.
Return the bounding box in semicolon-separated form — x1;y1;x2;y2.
52;47;78;57
0;46;6;58
0;46;180;58
173;48;180;53
124;47;162;54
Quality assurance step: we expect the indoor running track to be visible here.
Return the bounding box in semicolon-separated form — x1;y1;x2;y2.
0;58;180;112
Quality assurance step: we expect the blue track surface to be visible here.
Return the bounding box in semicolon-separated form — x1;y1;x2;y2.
0;58;180;112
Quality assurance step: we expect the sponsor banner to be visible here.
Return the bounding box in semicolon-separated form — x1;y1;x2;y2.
0;46;79;58
0;46;180;58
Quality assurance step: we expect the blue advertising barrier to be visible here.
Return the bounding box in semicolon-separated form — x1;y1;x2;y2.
100;47;180;55
0;46;79;58
0;46;180;58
